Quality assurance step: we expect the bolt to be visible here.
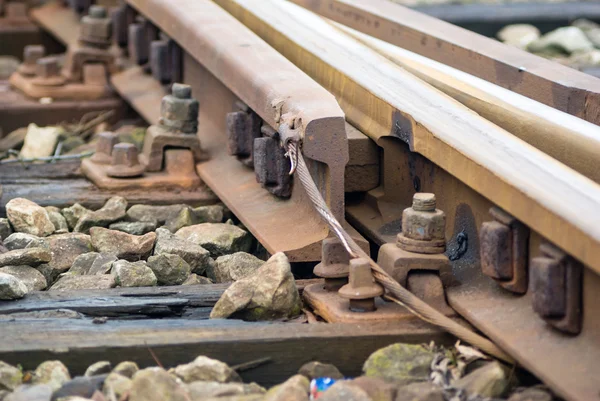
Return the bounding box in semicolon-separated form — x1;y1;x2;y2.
88;5;106;18
172;83;191;99
398;192;446;253
338;258;384;312
80;5;111;47
412;193;436;211
19;45;45;76
35;56;61;79
107;143;145;178
90;132;119;165
159;83;199;134
313;237;350;291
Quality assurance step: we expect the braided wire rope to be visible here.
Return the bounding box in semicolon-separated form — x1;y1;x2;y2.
288;141;513;363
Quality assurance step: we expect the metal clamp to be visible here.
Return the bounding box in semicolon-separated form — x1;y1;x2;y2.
531;242;583;335
226;101;262;167
254;126;292;198
480;207;530;294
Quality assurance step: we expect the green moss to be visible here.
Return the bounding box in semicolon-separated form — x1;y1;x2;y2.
362;343;434;385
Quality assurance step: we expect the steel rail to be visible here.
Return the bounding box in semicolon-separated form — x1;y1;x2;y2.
122;0;366;261
289;0;600;126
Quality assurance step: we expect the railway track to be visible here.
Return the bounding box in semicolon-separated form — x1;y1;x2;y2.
0;1;599;400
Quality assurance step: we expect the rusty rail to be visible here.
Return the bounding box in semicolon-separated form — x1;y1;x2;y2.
121;0;368;261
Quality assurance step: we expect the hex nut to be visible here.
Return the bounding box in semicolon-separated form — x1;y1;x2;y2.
160;89;199;122
35;56;60;78
401;193;446;242
80;11;112;44
19;45;45;76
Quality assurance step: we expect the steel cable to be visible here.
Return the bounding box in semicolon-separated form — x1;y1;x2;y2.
291;142;514;363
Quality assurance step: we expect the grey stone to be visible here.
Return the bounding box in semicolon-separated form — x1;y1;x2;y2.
88;253;118;275
349;377;397;401
573;19;600;48
74;196;127;234
176;223;252;257
163;207;195;233
112;260;157;287
31;361;70;391
68;252;99;275
0;272;28;300
317;381;370;401
182;274;213;285
50;275;116;291
454;361;513;399
192;205;224;224
298;361;343;381
102;373;132;400
263;375;309;401
0;248;51;268
61;204;91;231
4;384;53;401
126;204;189;225
90;228;156;261
395;383;444;401
508;387;553;401
4;233;49;251
528;26;594;54
129;367;189;401
0;266;47;291
172;356;241;383
154;228;213;275
0;219;13;241
147;253;191;285
212;252;263;283
108;221;156;236
85;362;112;377
0;361;23;391
112;362;139;379
45;233;93;279
362;343;435;385
45;207;69;234
497;24;540;50
6;198;55;237
210;252;302;321
51;375;107;400
187;381;265;400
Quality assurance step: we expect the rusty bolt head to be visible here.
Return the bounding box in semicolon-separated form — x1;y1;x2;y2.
19;45;45;76
35;56;61;79
338;258;384;301
313;237;350;291
23;45;45;64
88;5;107;18
91;132;119;165
172;83;191;99
107;143;145;178
80;5;111;46
401;192;446;242
412;193;436;211
159;83;199;133
112;143;139;167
